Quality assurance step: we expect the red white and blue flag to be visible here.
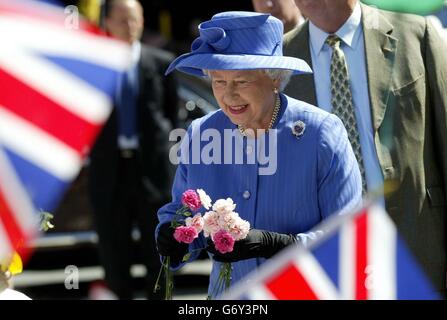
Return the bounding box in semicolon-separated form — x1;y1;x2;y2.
224;204;439;300
0;0;130;261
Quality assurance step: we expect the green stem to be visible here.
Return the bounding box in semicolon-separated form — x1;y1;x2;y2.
178;206;190;216
165;256;173;300
224;263;232;292
153;256;166;294
208;262;232;299
215;273;224;299
208;267;223;300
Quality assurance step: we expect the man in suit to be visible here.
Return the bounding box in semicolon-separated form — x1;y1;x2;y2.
88;0;178;299
283;0;447;295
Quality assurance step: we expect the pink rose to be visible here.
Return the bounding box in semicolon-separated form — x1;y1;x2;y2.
173;226;198;244
212;230;235;254
181;189;202;211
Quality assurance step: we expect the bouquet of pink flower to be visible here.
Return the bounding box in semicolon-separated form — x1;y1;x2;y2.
171;189;209;242
202;198;250;298
154;188;210;299
155;190;249;300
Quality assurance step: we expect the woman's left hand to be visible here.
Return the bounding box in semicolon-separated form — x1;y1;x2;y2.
206;229;298;262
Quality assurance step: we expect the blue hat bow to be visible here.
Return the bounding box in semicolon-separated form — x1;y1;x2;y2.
191;27;232;53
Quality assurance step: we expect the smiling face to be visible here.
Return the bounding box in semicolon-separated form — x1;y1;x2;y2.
209;70;280;131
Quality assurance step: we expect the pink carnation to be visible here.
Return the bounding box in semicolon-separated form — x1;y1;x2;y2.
212;230;235;254
229;218;250;241
181;189;201;211
185;214;204;233
212;198;236;215
217;211;239;231
173;226;198;244
203;211;220;237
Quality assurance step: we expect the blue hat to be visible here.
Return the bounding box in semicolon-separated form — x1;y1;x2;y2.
165;11;312;77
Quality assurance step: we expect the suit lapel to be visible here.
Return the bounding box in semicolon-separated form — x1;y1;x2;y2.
362;4;398;132
284;22;317;106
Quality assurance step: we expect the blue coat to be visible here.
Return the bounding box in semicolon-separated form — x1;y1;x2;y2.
157;94;362;297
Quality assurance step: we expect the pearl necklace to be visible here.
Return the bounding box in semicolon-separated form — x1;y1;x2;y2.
238;94;281;136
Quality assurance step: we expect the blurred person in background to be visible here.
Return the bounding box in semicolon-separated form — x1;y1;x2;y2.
87;0;178;299
0;253;31;300
284;0;447;296
251;0;305;33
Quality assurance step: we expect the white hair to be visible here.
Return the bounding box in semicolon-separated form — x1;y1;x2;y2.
263;69;293;91
203;69;293;91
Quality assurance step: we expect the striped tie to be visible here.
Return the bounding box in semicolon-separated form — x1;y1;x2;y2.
326;34;367;194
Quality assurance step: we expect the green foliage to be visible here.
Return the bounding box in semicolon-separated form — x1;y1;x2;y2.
362;0;445;15
39;211;54;232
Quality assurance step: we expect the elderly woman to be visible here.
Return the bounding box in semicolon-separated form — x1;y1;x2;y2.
156;11;361;298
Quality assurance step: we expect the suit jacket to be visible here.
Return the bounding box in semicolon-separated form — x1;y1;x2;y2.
88;44;178;213
283;4;447;293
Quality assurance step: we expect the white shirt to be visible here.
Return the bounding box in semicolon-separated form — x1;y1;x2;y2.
308;2;384;203
0;288;31;300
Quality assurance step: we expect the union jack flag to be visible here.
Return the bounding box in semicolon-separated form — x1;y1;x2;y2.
224;204;439;300
0;0;130;262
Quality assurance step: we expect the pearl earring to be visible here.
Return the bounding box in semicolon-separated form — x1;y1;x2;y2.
273;88;278;94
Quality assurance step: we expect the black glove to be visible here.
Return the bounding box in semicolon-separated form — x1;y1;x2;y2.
206;229;298;262
156;222;189;263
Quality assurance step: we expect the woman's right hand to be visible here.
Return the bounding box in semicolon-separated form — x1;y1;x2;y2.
156;222;189;262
